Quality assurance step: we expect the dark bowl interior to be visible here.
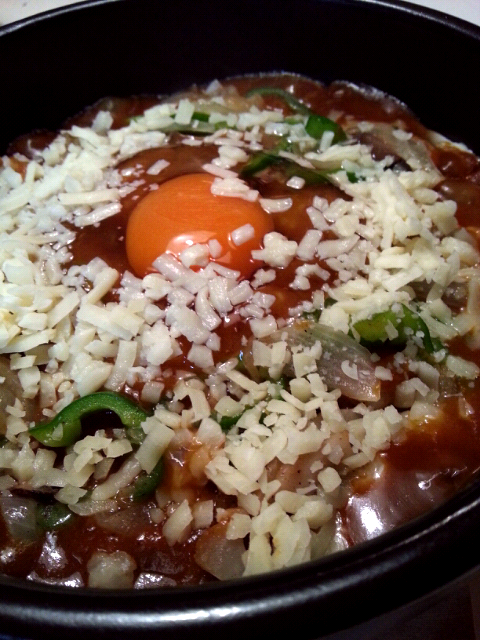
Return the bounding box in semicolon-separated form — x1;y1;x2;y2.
1;1;480;638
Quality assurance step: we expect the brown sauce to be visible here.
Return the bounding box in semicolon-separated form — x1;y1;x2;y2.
346;391;480;543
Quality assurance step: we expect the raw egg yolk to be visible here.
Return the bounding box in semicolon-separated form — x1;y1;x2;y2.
126;173;274;279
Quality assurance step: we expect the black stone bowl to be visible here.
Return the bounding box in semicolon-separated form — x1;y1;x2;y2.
0;1;480;638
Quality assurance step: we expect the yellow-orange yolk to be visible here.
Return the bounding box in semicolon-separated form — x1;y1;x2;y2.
125;173;275;279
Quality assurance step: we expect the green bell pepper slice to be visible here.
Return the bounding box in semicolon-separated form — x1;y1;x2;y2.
353;304;439;354
29;391;149;448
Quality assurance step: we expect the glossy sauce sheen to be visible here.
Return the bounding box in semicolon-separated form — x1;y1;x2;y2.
3;75;480;587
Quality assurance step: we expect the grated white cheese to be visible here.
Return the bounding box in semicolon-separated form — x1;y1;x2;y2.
0;78;478;585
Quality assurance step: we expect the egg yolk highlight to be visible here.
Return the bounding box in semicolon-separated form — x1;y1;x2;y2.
126;173;274;279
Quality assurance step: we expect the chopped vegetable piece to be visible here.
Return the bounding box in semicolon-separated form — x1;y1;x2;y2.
245;87;346;143
192;111;210;122
36;503;74;531
132;458;164;500
133;110;215;134
29;392;149;448
240;149;286;177
240;136;293;176
305;113;346;144
218;413;243;432
241;149;332;185
165;121;215;135
218;405;253;432
284;162;332;185
245;86;312;115
271;321;381;402
353;304;439;353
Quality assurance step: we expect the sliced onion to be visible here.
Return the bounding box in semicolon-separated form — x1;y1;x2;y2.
354;122;440;173
69;499;117;516
94;503;150;537
410;279;469;310
0;495;40;542
276;322;380;402
194;521;246;580
411;268;480;311
242;321;380;402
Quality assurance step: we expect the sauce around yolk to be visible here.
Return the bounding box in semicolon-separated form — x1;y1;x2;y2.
125;172;274;278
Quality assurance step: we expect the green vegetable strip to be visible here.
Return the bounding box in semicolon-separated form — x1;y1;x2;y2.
240;93;348;182
283;162;331;185
353;304;439;353
305;114;346;144
218;413;243;432
240;137;292;178
241;151;346;186
36;503;74;531
218;402;256;432
244;87;346;141
30;392;167;500
353;308;399;344
167;123;214;135
29;391;149;448
240;150;285;177
132;458;164;500
245;87;313;116
192;111;210;122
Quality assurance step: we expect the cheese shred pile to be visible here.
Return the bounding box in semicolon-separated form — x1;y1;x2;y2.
0;78;479;586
